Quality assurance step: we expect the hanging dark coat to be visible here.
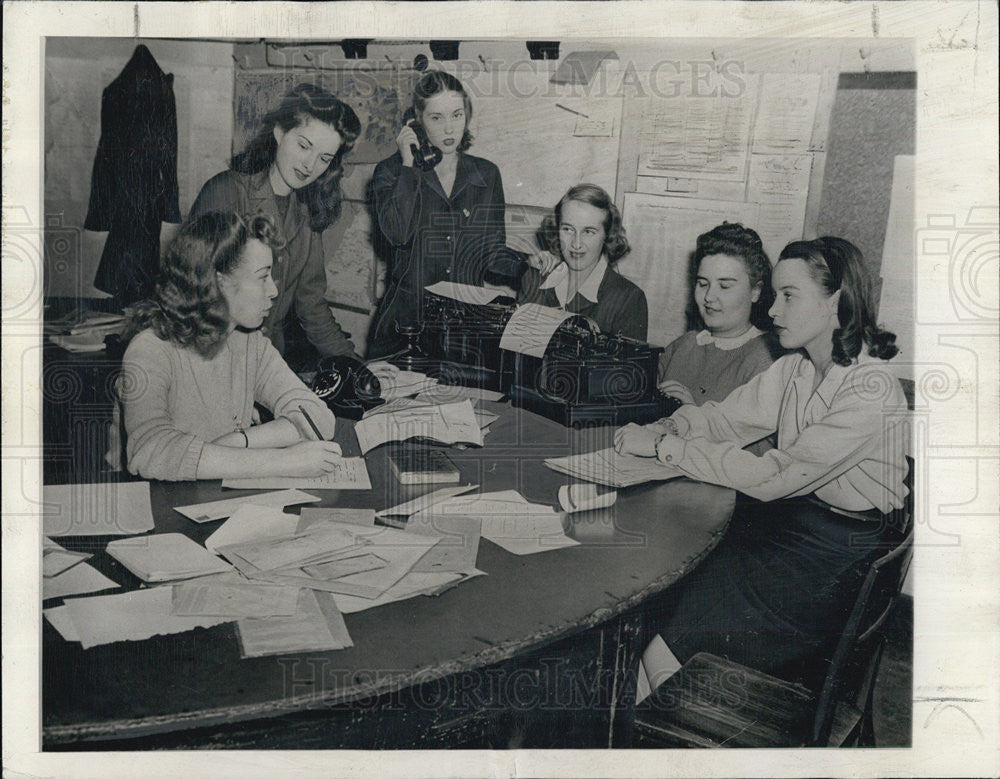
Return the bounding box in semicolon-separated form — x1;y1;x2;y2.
84;44;181;306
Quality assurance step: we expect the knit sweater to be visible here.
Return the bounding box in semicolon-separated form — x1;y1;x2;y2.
120;328;336;481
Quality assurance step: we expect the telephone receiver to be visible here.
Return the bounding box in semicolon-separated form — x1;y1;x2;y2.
311;355;385;421
403;108;443;171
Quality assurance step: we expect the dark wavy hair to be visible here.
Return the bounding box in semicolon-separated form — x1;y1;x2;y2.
231;83;361;232
685;222;774;331
778;236;898;366
412;70;474;151
125;212;284;359
540;184;631;264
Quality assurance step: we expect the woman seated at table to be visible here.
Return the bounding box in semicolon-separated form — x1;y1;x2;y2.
658;222;782;408
518;184;648;342
614;236;908;698
118;211;342;482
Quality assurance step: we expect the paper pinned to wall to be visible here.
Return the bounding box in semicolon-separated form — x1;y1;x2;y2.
620;193;758;347
637;72;759;181
747;153;813;261
752;72;822;153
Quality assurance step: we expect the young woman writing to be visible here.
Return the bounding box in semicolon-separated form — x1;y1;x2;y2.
190;83;361;361
615;236;908;696
119;211;341;481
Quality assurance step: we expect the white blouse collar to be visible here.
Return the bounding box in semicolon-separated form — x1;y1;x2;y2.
694;325;763;351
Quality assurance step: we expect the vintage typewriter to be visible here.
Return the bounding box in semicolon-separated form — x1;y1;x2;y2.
393;291;681;427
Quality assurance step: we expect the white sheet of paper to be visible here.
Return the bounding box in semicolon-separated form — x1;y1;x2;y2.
367;361;440;400
171;582;301;618
559;483;618;513
174;489;322;522
43;482;155;536
42;562;120;601
221;458;372;491
354;400;483;454
545;448;682;488
425;489;557;517
425;280;504;305
64;587;234;650
499;303;576;358
406;514;482;573
481;513;581;556
106;534;233;582
43;604;80;642
236;590;352;657
415;385;503;404
297;507;376;530
203;504;303;553
42;546;92;577
331;569;486;614
375;483;478;517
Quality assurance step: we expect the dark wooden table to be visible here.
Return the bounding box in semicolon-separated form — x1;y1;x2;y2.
42;403;734;750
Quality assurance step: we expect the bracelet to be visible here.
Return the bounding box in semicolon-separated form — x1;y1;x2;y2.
240;430;249;448
654;433;669;455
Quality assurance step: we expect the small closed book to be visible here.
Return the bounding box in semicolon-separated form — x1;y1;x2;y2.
388;445;461;486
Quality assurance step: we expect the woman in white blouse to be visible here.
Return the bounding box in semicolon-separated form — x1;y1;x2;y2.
615;236;908;698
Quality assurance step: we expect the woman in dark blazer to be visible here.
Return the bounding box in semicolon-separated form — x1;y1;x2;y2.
190;84;361;360
368;71;525;358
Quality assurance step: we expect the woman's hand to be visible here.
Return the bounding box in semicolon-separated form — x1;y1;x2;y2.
657;380;696;406
282;440;344;477
396;124;419;167
527;250;560;276
614;422;663;458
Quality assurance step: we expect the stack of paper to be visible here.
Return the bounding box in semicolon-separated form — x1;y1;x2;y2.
172;577;301;619
106;534;233;582
545;448;682;488
414;490;579;556
354;399;483;454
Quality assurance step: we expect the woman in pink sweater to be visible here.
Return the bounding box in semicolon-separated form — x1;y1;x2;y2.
118;211;342;481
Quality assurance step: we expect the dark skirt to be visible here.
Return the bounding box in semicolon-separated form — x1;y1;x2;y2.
649;495;900;686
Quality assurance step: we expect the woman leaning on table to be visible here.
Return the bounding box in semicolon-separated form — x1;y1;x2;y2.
614;236;908;697
367;70;527;358
190;83;361;363
116;211;341;482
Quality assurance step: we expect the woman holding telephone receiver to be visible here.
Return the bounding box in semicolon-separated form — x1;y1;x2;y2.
368;71;527;358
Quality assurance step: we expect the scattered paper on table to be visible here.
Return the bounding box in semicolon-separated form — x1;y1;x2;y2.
64;587;234;649
221;458;372;491
416;385;503;404
297;507;376;530
236;590;352;657
425;281;504;305
545;448;682;488
42;539;92;577
376;483;477;517
174;489;322;522
172;582;301;618
218;524;365;576
44;604;80;642
406;514;482;572
354;400;482;454
500;303;576;358
331;569;486;614
43;562;120;601
107;534;233;582
43;482;155;536
204;504;302;553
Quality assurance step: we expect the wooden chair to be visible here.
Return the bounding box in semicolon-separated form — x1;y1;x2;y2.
632;511;913;748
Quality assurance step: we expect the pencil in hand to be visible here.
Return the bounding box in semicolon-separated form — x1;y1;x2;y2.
298;405;325;441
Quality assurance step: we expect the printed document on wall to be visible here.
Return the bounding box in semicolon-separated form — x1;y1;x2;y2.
752;72;822;153
748;153;813;261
